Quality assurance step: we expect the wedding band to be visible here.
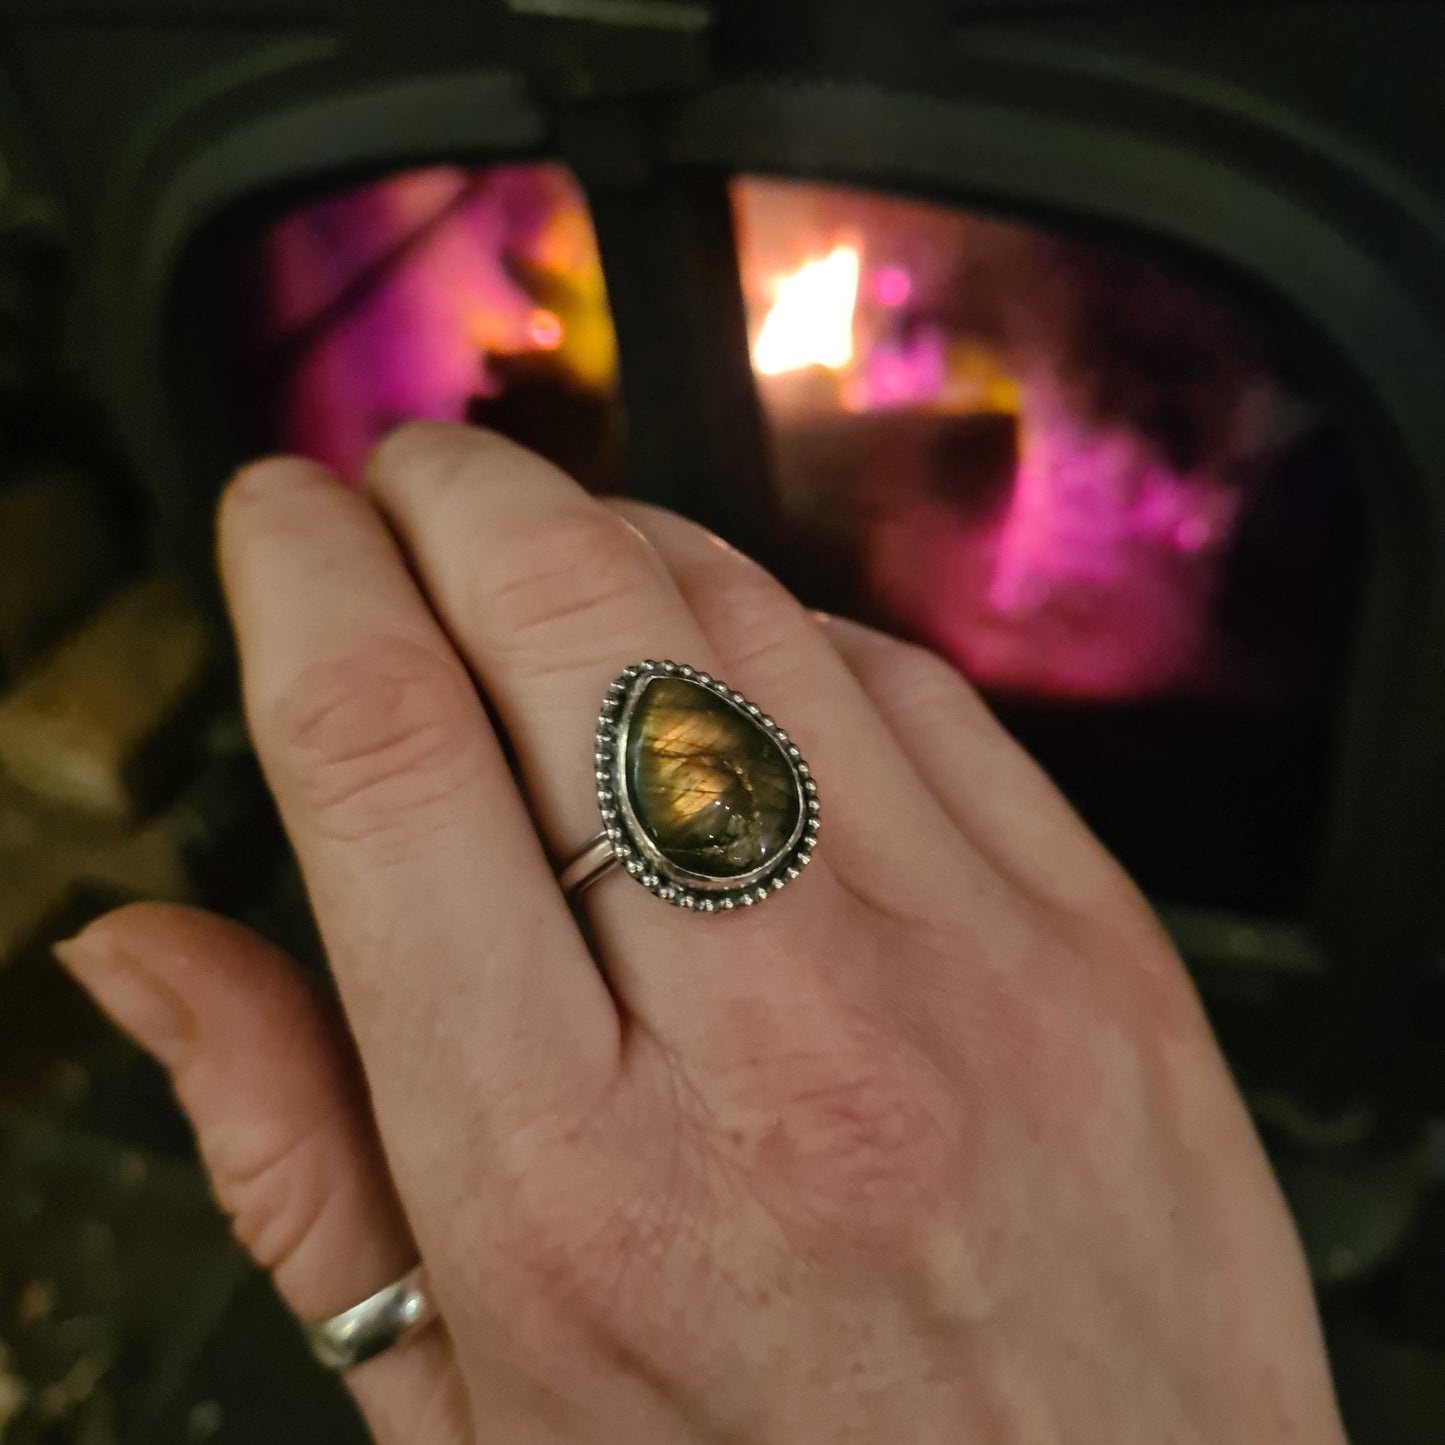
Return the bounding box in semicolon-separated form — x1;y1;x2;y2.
561;660;819;910
303;1265;438;1371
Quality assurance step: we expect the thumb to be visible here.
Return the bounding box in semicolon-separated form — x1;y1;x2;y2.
55;902;471;1445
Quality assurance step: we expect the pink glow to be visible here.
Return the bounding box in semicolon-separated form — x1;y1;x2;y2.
252;168;1295;706
259;165;607;481
845;326;946;411
865;436;1242;701
1173;516;1213;552
985;385;1240;619
918;382;1244;697
729;176;1285;702
872;264;912;308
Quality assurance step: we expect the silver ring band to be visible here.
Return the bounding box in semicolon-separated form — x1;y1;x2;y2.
559;834;619;903
303;1265;438;1371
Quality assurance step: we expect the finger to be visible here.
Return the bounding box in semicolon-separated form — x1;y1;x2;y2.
54;904;472;1445
605;500;996;911
818;613;1143;916
365;425;866;1048
218;458;618;1182
365;424;718;870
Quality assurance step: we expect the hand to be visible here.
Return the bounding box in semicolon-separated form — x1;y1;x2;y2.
58;423;1346;1444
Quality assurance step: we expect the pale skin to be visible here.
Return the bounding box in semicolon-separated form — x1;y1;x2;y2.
57;422;1347;1443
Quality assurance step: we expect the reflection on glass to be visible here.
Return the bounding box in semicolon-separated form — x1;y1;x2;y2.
733;177;1363;910
232;163;620;487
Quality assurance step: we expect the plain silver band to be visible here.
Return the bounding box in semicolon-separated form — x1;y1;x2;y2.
303;1265;438;1371
559;834;618;903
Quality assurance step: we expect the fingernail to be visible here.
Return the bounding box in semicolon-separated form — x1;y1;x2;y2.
54;928;195;1069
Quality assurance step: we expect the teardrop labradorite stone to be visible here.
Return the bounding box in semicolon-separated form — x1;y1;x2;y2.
624;677;802;880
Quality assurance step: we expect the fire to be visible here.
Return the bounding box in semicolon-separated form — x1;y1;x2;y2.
752;244;860;377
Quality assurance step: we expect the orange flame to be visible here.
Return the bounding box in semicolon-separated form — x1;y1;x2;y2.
752;244;861;377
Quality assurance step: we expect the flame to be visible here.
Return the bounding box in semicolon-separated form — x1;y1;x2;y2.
752;244;860;377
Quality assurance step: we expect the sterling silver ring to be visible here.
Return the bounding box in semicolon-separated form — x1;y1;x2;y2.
303;1265;438;1371
560;660;820;910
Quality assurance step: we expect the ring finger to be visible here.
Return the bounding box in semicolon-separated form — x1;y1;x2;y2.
367;425;886;1040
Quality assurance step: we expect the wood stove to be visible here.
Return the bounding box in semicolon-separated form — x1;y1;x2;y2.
0;1;1441;1438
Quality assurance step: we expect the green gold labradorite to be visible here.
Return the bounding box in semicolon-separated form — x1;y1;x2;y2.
593;661;819;909
626;676;802;878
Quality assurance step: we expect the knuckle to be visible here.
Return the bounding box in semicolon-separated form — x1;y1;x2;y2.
702;567;807;677
270;636;477;841
205;1116;339;1276
478;512;657;663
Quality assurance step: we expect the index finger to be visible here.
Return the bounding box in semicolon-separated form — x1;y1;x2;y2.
218;458;619;1186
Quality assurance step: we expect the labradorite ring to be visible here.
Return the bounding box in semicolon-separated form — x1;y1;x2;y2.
558;660;820;911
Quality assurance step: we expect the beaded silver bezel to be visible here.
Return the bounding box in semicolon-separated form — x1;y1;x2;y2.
593;660;820;910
